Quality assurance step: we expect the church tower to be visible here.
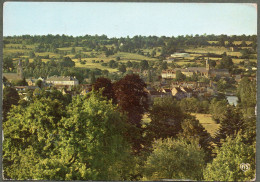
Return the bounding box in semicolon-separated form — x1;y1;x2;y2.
206;57;210;71
17;59;23;79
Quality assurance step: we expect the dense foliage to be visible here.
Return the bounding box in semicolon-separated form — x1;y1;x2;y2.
143;138;205;180
113;74;149;153
3;86;20;121
204;133;255;181
3;91;134;180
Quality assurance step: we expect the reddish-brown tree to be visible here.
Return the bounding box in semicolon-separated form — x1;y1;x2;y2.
113;74;149;153
92;77;115;103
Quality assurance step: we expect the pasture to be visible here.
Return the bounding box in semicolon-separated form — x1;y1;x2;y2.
191;113;219;137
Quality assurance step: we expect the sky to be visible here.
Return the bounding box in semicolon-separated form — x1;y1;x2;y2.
3;2;257;38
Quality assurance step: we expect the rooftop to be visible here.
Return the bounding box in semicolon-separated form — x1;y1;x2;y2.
46;76;78;81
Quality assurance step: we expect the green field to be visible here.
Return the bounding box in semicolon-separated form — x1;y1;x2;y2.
141;113;219;137
73;59;118;72
191;113;219;137
185;46;228;54
35;52;60;58
111;52;159;62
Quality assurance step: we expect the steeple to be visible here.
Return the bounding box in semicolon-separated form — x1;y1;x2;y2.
17;59;23;79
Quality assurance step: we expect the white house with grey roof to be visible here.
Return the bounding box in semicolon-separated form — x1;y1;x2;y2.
46;76;79;86
170;53;190;58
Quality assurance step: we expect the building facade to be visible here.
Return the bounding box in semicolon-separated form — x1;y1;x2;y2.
46;76;79;86
161;58;229;79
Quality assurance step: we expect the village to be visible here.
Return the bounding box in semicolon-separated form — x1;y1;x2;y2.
3;51;252;107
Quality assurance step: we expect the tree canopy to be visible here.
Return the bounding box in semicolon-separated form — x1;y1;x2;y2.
143;138;205;180
113;74;149;153
204;133;255;181
3;91;135;180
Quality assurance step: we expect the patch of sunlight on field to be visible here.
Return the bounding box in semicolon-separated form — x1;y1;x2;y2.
5;44;37;50
35;52;60;58
25;44;37;49
5;44;22;48
233;41;252;45
231;58;256;65
185;46;228;55
41;59;50;62
112;52;158;61
74;60;118;72
208;57;220;60
191;113;220;137
226;52;242;57
4;49;30;54
250;59;257;63
58;46;84;51
175;61;194;66
189;53;203;57
208;41;218;44
57;47;73;51
232;59;243;64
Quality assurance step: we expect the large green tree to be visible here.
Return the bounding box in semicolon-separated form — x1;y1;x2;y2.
219;54;234;71
209;98;228;123
58;92;134;180
3;97;65;179
214;106;245;147
146;97;186;143
177;116;213;162
237;77;256;117
143;138;205;180
3;91;135;180
204;133;255;181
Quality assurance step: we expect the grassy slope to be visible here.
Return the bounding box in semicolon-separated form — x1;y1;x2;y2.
142;112;219;137
191;113;219;137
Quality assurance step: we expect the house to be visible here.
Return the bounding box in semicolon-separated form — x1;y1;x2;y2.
26;77;45;86
160;88;172;96
171;81;197;89
46;76;79;87
170;53;190;58
14;86;39;96
149;90;167;100
171;87;187;100
161;70;176;79
180;87;193;98
145;87;167;103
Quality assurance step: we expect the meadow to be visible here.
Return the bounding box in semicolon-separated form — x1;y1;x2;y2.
191;113;219;137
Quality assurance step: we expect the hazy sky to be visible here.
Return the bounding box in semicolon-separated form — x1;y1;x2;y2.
3;2;257;37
